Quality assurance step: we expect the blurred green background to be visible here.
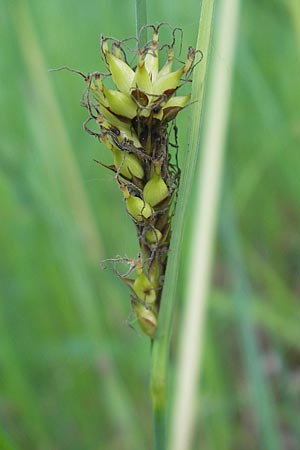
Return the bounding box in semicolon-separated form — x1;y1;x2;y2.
1;0;299;449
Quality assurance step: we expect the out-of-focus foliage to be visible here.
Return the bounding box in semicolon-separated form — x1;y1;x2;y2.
0;0;299;449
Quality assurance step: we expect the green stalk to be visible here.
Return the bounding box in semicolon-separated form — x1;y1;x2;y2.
169;0;240;449
135;0;148;47
150;2;215;449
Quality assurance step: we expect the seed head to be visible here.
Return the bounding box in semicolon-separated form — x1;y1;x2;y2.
75;24;199;337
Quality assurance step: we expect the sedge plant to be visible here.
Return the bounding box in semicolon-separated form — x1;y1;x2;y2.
63;9;212;450
66;24;200;340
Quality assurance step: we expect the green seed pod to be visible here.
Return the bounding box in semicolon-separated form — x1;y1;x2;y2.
132;57;152;94
103;42;135;94
164;95;191;109
133;266;156;304
112;147;144;180
116;127;143;149
152;95;191;121
102;86;137;119
152;67;184;96
121;185;152;221
134;303;157;338
98;111;142;149
160;95;191;122
99;106;129;127
143;161;169;207
145;228;162;244
151;47;194;96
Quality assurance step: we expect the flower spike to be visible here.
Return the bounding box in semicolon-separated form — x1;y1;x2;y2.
74;24;198;337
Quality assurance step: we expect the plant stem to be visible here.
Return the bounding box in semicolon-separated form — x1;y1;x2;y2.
150;1;215;449
135;0;148;47
134;0;165;445
153;408;166;450
170;0;240;449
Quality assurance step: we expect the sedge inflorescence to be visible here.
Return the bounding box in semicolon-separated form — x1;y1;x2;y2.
79;24;198;338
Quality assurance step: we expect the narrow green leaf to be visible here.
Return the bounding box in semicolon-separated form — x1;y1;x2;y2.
170;0;240;449
150;1;216;449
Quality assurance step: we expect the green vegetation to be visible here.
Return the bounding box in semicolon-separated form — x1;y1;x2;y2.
1;0;299;449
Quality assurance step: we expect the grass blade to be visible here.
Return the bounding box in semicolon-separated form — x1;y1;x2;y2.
150;1;215;449
169;1;240;449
